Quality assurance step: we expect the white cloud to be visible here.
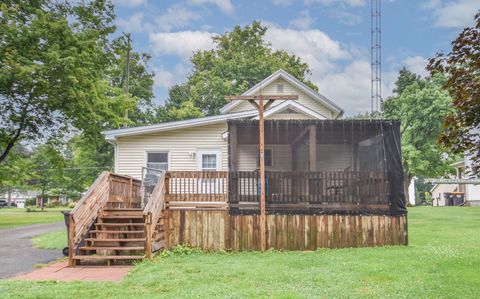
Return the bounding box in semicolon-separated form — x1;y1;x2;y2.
290;10;314;30
149;31;215;59
188;0;234;14
265;25;351;78
422;0;479;28
305;0;367;7
156;6;201;31
114;0;147;7
403;56;428;78
154;67;174;89
272;0;293;6
116;12;151;33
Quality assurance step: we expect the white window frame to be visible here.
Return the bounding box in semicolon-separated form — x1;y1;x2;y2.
145;151;170;172
197;149;222;171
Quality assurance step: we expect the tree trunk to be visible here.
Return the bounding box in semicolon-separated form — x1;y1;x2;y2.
7;187;12;207
404;171;413;205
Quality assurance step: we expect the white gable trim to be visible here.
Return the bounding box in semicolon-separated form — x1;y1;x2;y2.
220;69;344;115
103;110;258;141
252;100;328;120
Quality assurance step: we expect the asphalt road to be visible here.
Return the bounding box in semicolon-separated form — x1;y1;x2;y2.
0;222;65;279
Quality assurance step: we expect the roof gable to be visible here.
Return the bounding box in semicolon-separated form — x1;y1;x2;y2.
220;69;344;116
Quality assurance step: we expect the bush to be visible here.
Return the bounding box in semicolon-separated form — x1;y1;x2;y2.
68;202;77;209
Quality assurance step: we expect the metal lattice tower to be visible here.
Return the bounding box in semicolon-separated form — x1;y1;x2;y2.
371;0;381;113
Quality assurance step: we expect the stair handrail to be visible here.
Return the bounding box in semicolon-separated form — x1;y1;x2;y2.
68;171;111;265
143;171;167;258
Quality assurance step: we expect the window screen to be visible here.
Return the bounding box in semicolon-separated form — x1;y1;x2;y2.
202;154;217;170
147;152;168;171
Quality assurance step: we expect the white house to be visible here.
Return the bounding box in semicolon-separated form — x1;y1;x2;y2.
104;70;345;180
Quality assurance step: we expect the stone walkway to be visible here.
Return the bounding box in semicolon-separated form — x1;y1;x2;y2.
14;261;132;282
0;222;64;278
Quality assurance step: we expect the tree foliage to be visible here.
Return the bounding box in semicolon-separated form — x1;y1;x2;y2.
161;21;317;118
428;12;480;174
383;69;455;199
0;0;136;164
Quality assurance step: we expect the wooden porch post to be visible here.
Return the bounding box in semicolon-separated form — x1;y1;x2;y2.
230;124;238;172
258;96;267;251
68;214;75;266
309;125;317;171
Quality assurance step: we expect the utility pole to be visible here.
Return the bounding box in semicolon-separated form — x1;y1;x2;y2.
371;0;382;114
123;32;132;127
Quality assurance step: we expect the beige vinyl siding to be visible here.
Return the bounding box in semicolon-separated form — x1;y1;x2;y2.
295;144;353;172
266;112;314;120
237;144;293;172
230;78;333;118
117;122;228;179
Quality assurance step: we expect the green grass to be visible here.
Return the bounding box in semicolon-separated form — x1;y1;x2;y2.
32;230;67;250
0;212;64;229
1;207;480;298
0;207;69;213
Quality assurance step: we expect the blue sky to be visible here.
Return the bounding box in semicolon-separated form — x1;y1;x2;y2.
113;0;479;115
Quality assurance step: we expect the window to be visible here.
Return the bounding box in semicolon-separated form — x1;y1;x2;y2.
147;152;168;171
258;149;273;167
202;154;217;170
197;150;222;171
277;84;284;93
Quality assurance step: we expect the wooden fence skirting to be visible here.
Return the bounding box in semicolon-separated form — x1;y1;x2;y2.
165;210;408;250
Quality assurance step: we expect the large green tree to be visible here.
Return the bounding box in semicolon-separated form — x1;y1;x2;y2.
383;69;455;202
428;12;480;174
160;21;317;118
0;0;135;164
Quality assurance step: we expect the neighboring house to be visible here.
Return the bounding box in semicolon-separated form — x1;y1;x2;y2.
104;70;344;179
0;190;40;208
430;157;480;206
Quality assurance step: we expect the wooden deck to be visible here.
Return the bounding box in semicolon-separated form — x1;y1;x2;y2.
68;170;407;266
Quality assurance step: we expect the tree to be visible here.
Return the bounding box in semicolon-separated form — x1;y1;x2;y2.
0;0;135;163
0;145;30;206
428;12;480;174
161;21;317;118
383;70;455;203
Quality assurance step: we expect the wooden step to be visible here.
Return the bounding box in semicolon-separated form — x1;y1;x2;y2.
79;246;144;251
85;238;145;242
103;208;142;212
100;215;144;219
95;223;145;227
73;255;144;260
90;230;145;234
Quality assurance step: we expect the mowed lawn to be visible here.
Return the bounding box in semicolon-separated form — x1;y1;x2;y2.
1;207;480;298
0;210;64;229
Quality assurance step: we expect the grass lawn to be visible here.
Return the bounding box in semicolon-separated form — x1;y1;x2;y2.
0;211;64;229
1;207;479;298
32;230;66;250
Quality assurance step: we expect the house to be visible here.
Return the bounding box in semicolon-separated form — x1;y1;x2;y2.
104;70;345;179
430;157;480;206
66;70;407;266
0;190;39;208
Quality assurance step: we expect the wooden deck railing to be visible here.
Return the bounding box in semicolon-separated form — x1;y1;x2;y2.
229;171;387;203
165;171;228;210
143;172;167;258
68;172;142;265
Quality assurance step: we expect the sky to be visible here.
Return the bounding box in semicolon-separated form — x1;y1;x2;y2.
112;0;479;115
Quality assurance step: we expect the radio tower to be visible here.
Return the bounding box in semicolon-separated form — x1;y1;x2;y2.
371;0;381;114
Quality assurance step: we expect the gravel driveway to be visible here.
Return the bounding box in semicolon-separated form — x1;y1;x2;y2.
0;222;64;279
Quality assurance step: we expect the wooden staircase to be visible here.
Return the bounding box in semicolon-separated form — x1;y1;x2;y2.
68;172;167;266
74;208;146;264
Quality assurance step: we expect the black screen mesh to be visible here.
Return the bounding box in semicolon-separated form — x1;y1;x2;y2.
227;120;406;216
